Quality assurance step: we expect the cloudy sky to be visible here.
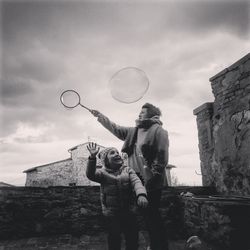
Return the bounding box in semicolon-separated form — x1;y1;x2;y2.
1;0;249;186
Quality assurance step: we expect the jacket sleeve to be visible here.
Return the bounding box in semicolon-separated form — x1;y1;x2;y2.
86;157;103;183
97;113;131;141
128;167;147;197
151;128;169;177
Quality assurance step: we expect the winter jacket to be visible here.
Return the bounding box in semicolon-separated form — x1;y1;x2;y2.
86;157;147;216
97;113;169;190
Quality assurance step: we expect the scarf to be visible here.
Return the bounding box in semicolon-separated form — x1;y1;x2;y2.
135;115;163;128
121;116;163;157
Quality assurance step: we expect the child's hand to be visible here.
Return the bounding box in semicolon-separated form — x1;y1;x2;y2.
137;196;148;208
87;142;100;157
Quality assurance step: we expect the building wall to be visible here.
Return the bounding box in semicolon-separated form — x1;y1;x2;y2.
194;53;250;195
70;143;104;186
25;159;74;187
25;143;104;187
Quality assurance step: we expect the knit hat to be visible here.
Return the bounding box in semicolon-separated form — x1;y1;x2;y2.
98;147;116;166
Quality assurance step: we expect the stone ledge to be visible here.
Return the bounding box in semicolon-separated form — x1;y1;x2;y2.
209;53;250;82
193;102;214;116
0;232;220;250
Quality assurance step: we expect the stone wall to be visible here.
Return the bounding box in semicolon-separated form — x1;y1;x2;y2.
194;53;250;195
0;186;215;240
0;186;103;239
193;103;214;187
183;196;250;250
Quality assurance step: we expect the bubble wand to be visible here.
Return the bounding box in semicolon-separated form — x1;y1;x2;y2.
60;89;92;111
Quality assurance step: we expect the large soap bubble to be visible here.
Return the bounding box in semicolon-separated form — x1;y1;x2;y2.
109;67;149;103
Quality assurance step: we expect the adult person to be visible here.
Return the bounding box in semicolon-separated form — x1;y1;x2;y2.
90;103;169;250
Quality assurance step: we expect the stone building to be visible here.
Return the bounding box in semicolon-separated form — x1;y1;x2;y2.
24;143;105;187
0;182;15;187
24;142;174;187
194;53;250;195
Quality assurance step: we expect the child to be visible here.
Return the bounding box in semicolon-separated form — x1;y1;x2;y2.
86;142;148;250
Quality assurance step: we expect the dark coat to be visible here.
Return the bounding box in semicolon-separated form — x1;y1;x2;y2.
97;114;169;190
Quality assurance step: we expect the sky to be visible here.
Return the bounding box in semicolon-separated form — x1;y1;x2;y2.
1;0;250;186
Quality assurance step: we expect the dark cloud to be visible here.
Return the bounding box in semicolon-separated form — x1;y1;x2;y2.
2;1;249;50
1;76;58;110
162;1;249;38
4;54;64;83
1;77;34;100
1;109;43;137
3;41;66;83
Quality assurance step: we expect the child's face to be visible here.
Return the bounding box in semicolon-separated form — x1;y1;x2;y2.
106;148;123;169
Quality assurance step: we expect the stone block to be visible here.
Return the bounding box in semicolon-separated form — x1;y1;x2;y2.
243;58;250;72
221;69;241;88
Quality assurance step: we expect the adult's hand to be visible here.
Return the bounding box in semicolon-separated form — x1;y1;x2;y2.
90;110;101;117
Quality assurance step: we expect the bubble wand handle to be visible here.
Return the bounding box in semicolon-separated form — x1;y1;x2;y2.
79;103;92;112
